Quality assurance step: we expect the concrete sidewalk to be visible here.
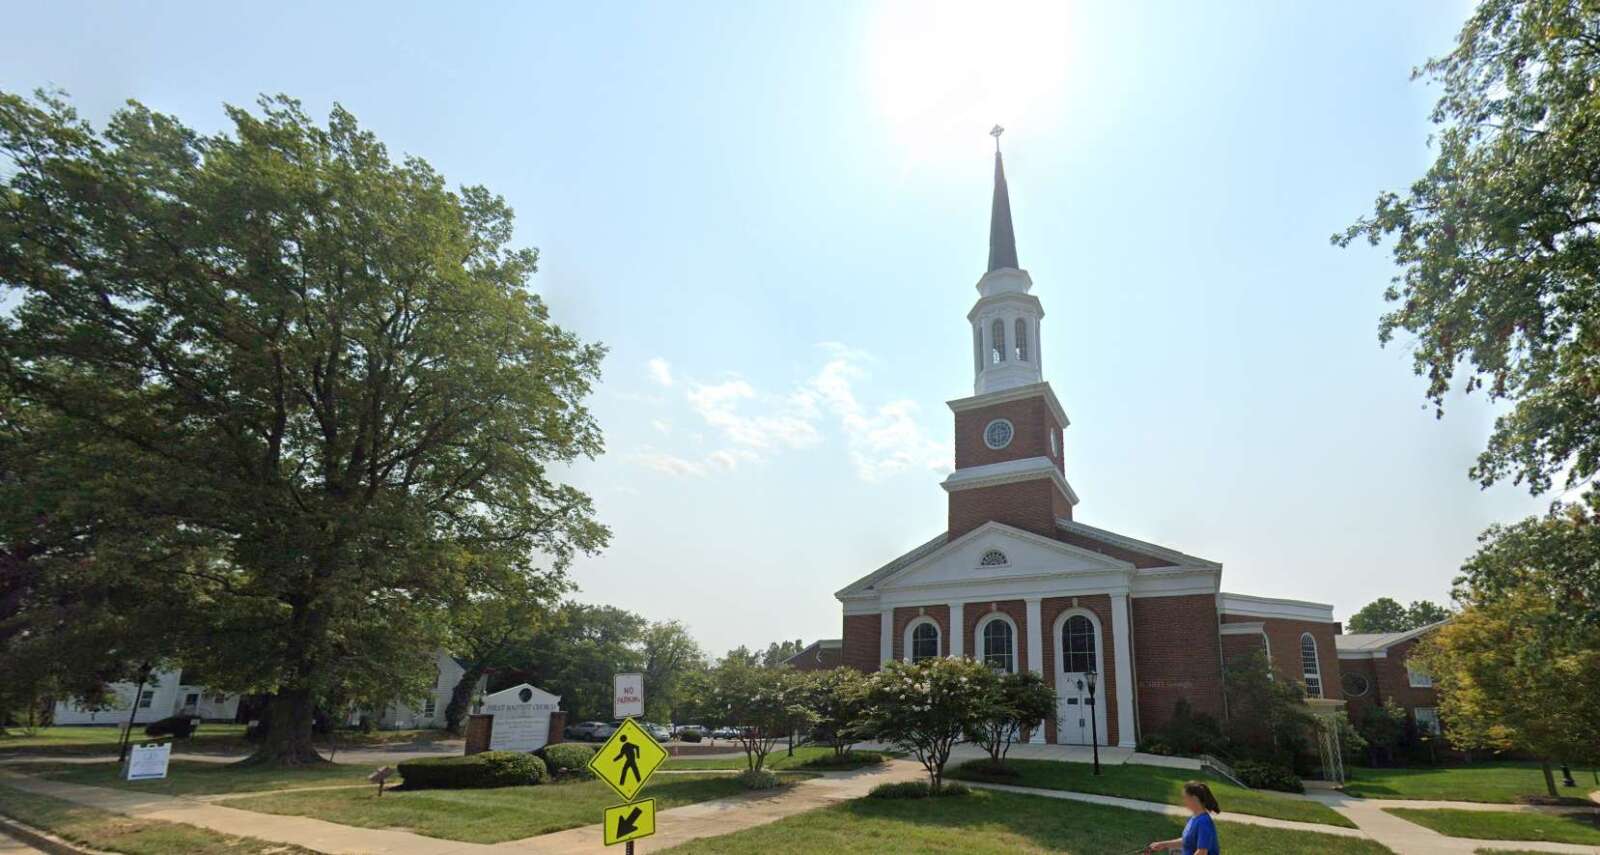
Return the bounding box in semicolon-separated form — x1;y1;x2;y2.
1307;790;1600;854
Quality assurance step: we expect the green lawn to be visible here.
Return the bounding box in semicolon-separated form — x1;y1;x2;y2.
223;772;810;843
24;758;371;796
661;787;1392;854
0;781;319;854
1385;807;1600;846
0;723;248;755
946;758;1353;828
666;745;891;771
1345;762;1599;804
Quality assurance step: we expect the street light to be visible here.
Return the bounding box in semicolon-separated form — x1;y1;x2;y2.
118;662;154;764
1085;669;1101;776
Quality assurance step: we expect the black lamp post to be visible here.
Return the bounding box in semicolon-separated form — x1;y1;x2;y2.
118;662;154;764
1085;668;1101;776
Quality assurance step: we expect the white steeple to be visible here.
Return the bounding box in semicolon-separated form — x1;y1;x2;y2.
969;129;1044;396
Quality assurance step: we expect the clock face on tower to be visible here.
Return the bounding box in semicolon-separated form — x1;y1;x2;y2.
983;419;1014;450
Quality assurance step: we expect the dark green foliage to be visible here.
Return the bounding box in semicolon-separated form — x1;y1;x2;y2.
1137;700;1226;758
1222;651;1316;772
794;750;888;771
736;768;781;790
143;716;197;739
1235;760;1304;794
1348;598;1452;634
972;670;1056;765
677;729;702;743
1357;700;1409;766
536;742;596;776
398;751;547;789
867;780;971;799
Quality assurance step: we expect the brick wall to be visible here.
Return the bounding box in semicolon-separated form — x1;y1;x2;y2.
842;613;881;672
1340;657;1381;722
1132;594;1225;735
953;396;1063;471
1222;615;1341;701
1039;594;1120;746
1342;636;1439;727
891;605;951;663
962;599;1031;672
948;478;1069;539
1220;630;1267;666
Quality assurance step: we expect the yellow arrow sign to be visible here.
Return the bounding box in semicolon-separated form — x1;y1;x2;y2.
587;718;668;802
603;798;656;846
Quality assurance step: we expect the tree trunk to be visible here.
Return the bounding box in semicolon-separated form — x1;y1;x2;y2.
244;688;326;766
1541;762;1558;798
445;664;484;735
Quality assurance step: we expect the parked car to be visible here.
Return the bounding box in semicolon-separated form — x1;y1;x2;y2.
711;726;740;740
644;722;672;742
569;721;616;741
672;724;705;737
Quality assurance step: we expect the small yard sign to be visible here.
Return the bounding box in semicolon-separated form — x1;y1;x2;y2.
603;798;656;847
126;742;171;781
587;717;667;802
613;672;644;719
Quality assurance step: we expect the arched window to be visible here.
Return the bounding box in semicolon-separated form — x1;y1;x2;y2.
973;324;983;374
991;319;1006;363
1300;633;1322;698
1015;318;1029;361
980;617;1015;673
979;549;1008;566
1063;615;1096;673
910;621;940;662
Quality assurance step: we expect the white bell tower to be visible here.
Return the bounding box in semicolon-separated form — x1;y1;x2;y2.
970;126;1044;396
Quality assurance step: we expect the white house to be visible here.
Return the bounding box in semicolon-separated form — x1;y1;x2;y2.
52;670;240;726
360;649;488;730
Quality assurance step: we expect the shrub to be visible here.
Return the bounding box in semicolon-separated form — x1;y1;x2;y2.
795;750;888;771
973;670;1056;766
1141;700;1227;758
868;780;971;799
953;759;1021;780
736;768;782;790
1234;760;1303;793
143;716;197;739
865;657;996;793
398;751;547;789
537;742;596;776
677;729;702;743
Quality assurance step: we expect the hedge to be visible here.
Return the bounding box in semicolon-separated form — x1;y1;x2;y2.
1234;760;1303;793
398;751;547;789
538;742;597;775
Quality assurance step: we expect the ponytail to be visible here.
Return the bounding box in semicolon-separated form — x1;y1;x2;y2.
1183;781;1221;814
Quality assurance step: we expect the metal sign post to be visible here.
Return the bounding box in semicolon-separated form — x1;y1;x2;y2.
591;677;658;849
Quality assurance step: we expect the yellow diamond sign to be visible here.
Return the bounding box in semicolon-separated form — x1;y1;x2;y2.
587;718;667;802
603;798;656;846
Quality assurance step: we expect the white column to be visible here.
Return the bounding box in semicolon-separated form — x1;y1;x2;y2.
1111;593;1136;748
1025;597;1046;744
948;602;965;657
879;608;894;668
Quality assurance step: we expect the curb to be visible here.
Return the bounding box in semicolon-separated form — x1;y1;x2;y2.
0;815;101;855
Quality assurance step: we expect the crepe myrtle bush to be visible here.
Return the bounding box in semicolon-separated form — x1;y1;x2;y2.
864;657;999;792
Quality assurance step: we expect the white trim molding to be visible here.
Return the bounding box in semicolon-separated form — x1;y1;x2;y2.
942;456;1080;506
947;381;1070;430
1217;592;1335;623
879;609;893;667
1110;593;1136;748
975;610;1020;674
948;602;966;658
903;616;942;663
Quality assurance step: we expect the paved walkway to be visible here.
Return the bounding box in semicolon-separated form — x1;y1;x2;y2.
1306;790;1600;854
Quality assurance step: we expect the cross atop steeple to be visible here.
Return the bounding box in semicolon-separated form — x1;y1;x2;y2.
990;124;1005;152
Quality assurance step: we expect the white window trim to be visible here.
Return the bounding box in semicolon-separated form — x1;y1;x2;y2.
1406;666;1433;688
984;419;1015;450
903;616;942;663
1300;632;1323;698
975;612;1019;673
1413;706;1440;735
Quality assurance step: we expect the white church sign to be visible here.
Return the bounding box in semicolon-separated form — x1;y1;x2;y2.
126;742;171;781
481;684;561;752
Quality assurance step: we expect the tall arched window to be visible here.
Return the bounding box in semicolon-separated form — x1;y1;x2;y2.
910;621;940;662
1015;318;1029;361
990;319;1006;363
980;617;1016;673
1300;633;1323;698
1063;615;1096;673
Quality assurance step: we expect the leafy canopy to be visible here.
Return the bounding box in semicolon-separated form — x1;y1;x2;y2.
1335;0;1600;494
1347;597;1452;634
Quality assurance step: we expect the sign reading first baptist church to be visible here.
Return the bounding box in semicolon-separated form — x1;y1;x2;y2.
480;684;561;752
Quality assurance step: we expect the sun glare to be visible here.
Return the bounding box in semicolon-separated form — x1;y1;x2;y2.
868;0;1075;164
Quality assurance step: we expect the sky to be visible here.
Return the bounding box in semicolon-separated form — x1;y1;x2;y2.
3;0;1552;659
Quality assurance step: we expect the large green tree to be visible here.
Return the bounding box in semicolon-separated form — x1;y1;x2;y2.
640;620;706;723
1347;597;1452;633
0;91;607;763
1336;0;1600;495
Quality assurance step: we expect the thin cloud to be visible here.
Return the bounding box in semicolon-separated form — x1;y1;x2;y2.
647;357;674;387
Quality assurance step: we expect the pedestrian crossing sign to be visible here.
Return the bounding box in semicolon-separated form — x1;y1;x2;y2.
587;718;667;801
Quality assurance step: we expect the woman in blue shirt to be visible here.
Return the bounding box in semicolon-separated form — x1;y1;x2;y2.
1144;781;1222;855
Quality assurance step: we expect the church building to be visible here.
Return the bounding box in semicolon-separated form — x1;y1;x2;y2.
832;136;1344;747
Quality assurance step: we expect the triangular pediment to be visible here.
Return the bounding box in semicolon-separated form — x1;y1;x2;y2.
875;521;1133;592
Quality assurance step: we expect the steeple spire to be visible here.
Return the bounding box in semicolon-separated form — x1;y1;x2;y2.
987;125;1018;272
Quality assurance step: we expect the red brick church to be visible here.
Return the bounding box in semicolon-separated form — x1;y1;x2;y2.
827;136;1344;747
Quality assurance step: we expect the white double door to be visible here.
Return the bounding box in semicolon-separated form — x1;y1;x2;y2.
1055;672;1106;746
